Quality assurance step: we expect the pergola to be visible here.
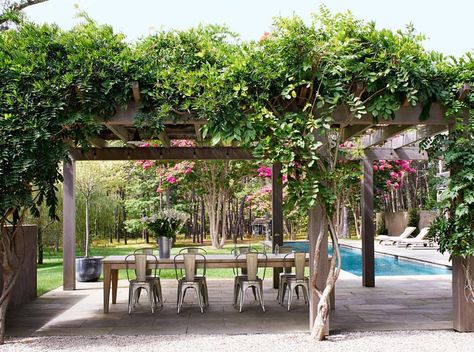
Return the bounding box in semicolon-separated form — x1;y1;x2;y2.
62;84;472;331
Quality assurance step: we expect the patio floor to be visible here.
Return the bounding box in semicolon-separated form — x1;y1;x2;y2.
7;272;452;337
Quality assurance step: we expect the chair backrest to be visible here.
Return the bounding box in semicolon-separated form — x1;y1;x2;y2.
415;227;430;240
179;247;208;255
125;253;158;283
399;227;416;238
134;248;155;255
231;246;251;256
236;251;267;281
294;252;306;280
174;252;206;282
246;252;258;281
184;253;196;281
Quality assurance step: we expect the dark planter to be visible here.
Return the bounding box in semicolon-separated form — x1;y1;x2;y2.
76;256;103;282
157;236;172;259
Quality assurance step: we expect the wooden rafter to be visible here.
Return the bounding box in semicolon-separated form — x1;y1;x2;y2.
70;147;255;161
105;124;131;145
361;125;411;149
341;125;373;141
383;125;448;150
89;137;107;148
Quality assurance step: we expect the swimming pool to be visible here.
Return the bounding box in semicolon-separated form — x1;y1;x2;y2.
283;241;451;276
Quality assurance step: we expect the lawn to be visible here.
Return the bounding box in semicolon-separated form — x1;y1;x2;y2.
37;237;269;296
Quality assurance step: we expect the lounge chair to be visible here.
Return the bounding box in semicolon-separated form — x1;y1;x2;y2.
376;226;416;245
402;228;437;249
396;227;430;247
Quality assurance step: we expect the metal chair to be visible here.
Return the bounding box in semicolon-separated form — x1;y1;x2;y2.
178;247;209;307
133;248;162;302
233;251;267;312
125;253;161;314
231;246;257;301
276;246;297;304
280;252;309;310
174;252;208;314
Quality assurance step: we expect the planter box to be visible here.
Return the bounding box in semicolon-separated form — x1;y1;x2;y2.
453;256;474;332
0;225;37;308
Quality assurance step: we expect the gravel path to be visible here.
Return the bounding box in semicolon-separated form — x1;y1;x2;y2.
2;331;473;352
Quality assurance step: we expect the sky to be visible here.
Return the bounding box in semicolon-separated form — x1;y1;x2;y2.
23;0;474;57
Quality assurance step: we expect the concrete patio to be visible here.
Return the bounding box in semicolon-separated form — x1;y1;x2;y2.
7;271;452;337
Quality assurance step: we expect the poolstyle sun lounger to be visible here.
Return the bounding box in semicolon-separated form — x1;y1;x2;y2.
396;227;431;247
376;226;416;245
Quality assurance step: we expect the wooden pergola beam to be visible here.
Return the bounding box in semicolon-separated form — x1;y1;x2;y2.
70;147;255;161
89;137;108;148
105;124;130;144
364;147;428;160
341;125;373;141
361;125;411;148
383;125;448;150
333;102;455;126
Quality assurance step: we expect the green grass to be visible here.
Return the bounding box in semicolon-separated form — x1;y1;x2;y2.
37;237;269;296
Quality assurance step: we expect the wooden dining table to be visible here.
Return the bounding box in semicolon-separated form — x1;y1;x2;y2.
102;253;310;313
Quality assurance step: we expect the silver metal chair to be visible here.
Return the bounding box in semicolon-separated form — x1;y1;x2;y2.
133;248;162;303
276;246;297;304
178;247;209;307
125;253;161;314
231;246;257;301
233;251;267;312
280;252;309;310
174;252;208;314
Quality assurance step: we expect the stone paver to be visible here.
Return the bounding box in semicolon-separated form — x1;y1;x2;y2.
7;272;452;336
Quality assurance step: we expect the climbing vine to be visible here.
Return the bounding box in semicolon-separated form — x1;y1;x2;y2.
1;6;474;342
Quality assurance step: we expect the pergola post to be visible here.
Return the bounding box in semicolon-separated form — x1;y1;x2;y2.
308;203;329;332
272;163;284;288
361;158;375;287
63;159;76;291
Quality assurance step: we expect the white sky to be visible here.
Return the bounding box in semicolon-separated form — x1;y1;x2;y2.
24;0;474;57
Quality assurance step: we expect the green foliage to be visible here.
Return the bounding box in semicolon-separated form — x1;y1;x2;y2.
408;208;420;236
1;7;473;258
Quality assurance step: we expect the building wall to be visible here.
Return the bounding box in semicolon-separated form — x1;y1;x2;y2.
0;225;37;308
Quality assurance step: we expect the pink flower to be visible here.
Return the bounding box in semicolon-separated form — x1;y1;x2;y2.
390;171;398;179
379;165;385;171
184;167;193;174
142;161;155;170
386;180;391;186
156;187;163;194
393;182;400;189
166;175;176;184
373;165;379;171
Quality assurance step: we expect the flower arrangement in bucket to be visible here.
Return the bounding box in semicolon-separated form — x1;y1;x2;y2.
142;209;187;258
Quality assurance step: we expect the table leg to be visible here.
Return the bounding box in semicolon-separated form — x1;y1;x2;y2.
112;269;118;304
273;268;282;289
103;263;111;313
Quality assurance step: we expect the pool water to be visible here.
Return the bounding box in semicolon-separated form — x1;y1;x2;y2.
283;241;451;276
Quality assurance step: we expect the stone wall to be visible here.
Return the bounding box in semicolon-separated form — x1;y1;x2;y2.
0;225;37;308
419;210;437;230
384;212;409;236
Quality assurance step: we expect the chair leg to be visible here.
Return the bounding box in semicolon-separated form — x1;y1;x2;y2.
257;284;265;312
302;284;309;305
239;286;246;313
177;285;185;314
295;286;299;300
146;287;154;314
251;286;257;300
128;285;133;315
287;285;293;311
280;282;287;306
195;286;205;314
234;281;240;307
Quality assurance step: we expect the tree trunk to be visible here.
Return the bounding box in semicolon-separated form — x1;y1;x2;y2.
85;198;90;257
311;204;341;340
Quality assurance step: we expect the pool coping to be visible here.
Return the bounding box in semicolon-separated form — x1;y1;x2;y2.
263;240;452;271
339;243;452;271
